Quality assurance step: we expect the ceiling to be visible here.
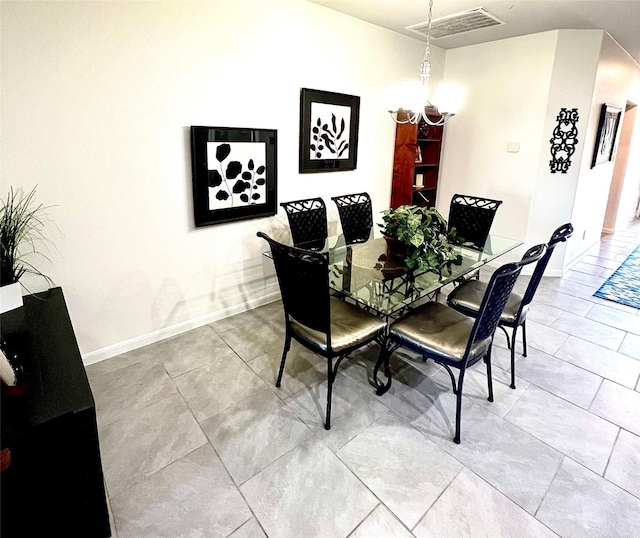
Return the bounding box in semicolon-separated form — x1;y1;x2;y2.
307;0;640;66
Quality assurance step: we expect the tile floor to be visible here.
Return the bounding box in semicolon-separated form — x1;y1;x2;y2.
87;220;640;537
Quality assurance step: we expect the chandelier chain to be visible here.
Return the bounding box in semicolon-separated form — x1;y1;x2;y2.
424;0;433;65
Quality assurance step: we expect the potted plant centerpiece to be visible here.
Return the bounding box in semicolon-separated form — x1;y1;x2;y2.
379;205;466;274
0;186;54;313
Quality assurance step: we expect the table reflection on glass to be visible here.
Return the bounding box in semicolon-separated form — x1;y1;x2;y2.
263;231;522;319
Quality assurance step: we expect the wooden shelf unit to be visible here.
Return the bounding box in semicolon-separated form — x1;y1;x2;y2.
390;111;444;209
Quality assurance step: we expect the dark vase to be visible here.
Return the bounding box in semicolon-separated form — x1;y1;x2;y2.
383;235;406;260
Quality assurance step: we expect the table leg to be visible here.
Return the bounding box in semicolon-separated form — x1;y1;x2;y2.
373;336;393;395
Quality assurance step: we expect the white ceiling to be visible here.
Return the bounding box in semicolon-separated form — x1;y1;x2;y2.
307;0;640;65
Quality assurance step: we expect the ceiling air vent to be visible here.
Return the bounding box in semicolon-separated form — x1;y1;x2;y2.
406;7;504;39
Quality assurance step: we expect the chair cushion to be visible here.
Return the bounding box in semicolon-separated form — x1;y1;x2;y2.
290;297;386;354
389;302;491;364
447;279;527;325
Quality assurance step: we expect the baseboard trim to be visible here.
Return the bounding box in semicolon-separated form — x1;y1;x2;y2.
82;291;281;365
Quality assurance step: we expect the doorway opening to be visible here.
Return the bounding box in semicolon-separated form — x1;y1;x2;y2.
603;101;639;234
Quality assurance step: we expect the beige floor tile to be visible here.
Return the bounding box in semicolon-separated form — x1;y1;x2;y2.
519;319;569;355
537;458;640;537
605;429;640;499
526;302;564;326
200;388;312;485
247;345;327;399
506;385;618;474
414;401;563;514
514;346;602;408
590;380;640;436
240;437;378;538
586;304;640;335
100;393;208;497
174;353;267;421
554;335;640;388
551;312;625;350
111;445;250;538
229;518;267;538
338;414;462;529
414;469;557;537
539;277;588;298
91;360;178;428
158;325;237;378
563;270;606;289
349;505;413;538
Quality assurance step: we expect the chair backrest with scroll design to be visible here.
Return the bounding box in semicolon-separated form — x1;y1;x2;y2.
448;194;503;251
520;223;574;309
331;192;373;244
280;197;328;250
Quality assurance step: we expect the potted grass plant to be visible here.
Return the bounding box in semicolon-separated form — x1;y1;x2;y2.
378;205;466;273
1;186;54;313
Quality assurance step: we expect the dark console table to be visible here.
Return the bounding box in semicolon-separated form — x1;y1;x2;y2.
1;287;111;537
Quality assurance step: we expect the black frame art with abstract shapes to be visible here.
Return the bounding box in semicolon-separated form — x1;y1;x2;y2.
591;104;622;168
299;88;360;173
190;126;277;227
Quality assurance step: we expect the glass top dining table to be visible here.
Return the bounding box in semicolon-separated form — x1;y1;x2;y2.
264;231;523;319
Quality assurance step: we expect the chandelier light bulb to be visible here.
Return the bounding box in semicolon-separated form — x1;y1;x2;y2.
385;0;465;126
400;80;427;112
434;83;465;115
384;83;402;113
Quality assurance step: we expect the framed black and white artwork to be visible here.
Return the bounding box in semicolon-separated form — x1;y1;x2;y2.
591;104;622;168
299;88;360;173
190;126;277;226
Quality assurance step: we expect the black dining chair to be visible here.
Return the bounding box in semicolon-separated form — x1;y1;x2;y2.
280;197;328;250
257;232;386;430
448;194;503;251
331;192;374;244
377;244;546;444
447;193;503;283
447;223;573;389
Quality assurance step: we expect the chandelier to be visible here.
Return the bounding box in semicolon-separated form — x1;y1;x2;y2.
385;0;465;126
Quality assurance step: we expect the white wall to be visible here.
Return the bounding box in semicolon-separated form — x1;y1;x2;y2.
615;105;640;227
439;29;640;274
528;30;602;272
438;31;559;262
7;2;638;364
567;32;640;265
1;0;428;362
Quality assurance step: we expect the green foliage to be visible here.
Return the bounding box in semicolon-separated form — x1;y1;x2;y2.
379;205;467;273
1;186;53;286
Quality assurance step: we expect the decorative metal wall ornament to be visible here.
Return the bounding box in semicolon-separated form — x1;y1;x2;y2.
549;108;579;174
190;126;277;226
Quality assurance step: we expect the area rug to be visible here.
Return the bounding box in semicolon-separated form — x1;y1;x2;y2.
593;245;640;309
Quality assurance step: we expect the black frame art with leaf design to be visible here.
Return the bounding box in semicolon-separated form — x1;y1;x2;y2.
190;126;277;227
299;88;360;173
591;104;622;168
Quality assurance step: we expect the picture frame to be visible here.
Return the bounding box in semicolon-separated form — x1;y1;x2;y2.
190;126;277;227
299;88;360;173
591;104;622;168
